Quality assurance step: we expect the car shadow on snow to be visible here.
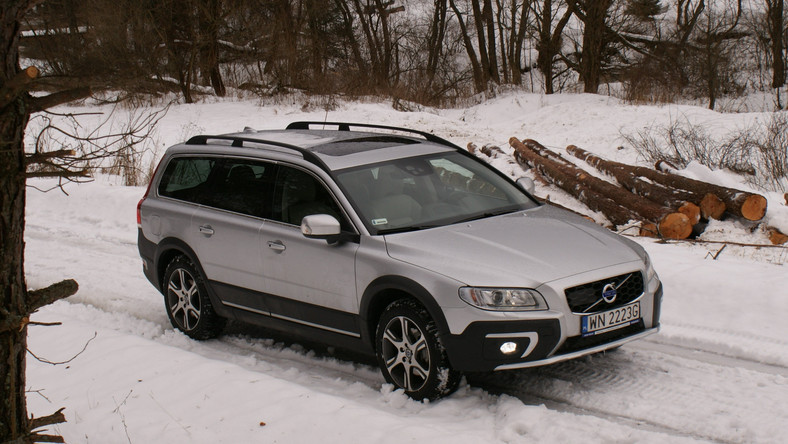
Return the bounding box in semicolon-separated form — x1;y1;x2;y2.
222;319;645;404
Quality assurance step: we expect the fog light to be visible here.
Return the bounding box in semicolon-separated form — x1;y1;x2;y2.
500;342;518;355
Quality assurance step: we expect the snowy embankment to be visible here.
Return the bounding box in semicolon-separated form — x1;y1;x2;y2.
25;93;788;443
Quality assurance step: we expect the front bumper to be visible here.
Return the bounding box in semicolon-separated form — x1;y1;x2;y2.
442;283;662;372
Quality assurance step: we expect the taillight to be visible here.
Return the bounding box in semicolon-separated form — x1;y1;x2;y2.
136;198;144;226
138;159;163;227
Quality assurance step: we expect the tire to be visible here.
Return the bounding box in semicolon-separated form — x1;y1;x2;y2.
375;299;461;401
163;255;225;340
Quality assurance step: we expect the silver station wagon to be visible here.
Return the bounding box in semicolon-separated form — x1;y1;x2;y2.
137;122;662;400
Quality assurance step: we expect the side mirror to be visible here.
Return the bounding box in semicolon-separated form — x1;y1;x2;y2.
516;177;535;195
301;214;341;242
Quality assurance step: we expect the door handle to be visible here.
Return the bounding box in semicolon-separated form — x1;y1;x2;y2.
267;240;286;252
199;225;215;236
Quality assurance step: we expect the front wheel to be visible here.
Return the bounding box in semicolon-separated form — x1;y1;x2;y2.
163;255;225;340
375;299;461;401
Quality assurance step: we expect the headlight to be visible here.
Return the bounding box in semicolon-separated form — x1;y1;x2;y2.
644;251;658;282
459;287;548;311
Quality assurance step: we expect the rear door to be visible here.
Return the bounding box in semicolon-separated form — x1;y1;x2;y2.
187;158;276;311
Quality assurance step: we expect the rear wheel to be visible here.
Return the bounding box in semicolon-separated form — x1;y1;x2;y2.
163;256;225;340
375;299;461;401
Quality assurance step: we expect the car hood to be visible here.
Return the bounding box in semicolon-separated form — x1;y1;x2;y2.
383;205;643;288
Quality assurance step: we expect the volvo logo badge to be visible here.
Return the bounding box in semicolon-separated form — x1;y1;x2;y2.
602;283;618;303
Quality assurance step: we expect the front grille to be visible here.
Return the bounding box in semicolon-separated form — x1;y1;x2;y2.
564;271;644;313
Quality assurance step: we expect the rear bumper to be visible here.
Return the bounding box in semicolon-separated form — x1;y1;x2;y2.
137;228;158;289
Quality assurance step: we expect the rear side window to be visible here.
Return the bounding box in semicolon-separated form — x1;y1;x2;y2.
204;159;275;218
158;157;215;203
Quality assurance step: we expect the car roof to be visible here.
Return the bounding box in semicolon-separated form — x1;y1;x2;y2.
178;122;460;171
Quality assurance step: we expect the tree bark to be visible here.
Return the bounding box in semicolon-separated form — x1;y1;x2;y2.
510;138;692;239
1;6;33;440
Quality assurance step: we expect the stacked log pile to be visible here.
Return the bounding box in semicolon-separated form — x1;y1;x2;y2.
475;138;778;242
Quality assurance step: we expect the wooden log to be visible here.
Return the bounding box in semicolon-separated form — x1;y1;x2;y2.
510;138;692;239
566;145;716;223
510;138;641;226
567;145;765;220
768;228;788;245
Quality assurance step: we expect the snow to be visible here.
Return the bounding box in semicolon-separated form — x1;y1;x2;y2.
24;92;788;443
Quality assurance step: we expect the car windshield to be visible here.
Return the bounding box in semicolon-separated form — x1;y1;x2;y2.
334;151;538;234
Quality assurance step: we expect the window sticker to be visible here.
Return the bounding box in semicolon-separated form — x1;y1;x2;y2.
371;218;388;226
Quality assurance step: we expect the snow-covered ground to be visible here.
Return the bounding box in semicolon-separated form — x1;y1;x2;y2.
24;93;788;443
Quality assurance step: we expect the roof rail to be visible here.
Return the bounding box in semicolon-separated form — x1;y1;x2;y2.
185;135;329;171
285;121;459;149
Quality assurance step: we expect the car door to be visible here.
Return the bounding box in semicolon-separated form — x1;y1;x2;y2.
188;158;276;312
260;164;360;336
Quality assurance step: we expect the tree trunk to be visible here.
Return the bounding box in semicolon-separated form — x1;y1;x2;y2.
510;138;692;239
571;0;612;93
1;4;32;439
768;0;785;95
450;0;485;92
198;0;226;97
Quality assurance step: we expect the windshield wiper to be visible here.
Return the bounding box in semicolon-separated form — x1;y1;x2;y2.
376;224;441;235
454;206;521;224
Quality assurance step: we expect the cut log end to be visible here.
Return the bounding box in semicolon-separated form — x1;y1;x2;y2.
658;213;692;239
639;222;659;238
700;193;726;220
678;202;701;225
741;195;767;221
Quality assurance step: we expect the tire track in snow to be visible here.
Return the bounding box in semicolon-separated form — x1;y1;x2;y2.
476;383;732;444
467;344;788;444
634;337;788;377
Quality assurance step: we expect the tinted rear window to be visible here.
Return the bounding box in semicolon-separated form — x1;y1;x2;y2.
158;157;215;203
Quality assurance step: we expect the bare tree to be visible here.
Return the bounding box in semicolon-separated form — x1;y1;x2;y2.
2;2;164;441
567;0;615;93
532;0;573;93
691;0;745;109
450;0;486;92
766;0;786;107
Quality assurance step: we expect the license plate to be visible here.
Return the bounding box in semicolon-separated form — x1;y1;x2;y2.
581;301;640;337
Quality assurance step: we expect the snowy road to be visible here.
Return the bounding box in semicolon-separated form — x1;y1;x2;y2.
21;95;788;443
23;176;788;444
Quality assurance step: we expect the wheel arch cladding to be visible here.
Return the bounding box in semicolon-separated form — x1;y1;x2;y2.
360;275;452;350
155;238;203;292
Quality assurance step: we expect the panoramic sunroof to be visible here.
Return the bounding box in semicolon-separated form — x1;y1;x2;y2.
311;136;419;156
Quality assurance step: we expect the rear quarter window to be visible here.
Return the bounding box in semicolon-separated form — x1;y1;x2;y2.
158;157;215;203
